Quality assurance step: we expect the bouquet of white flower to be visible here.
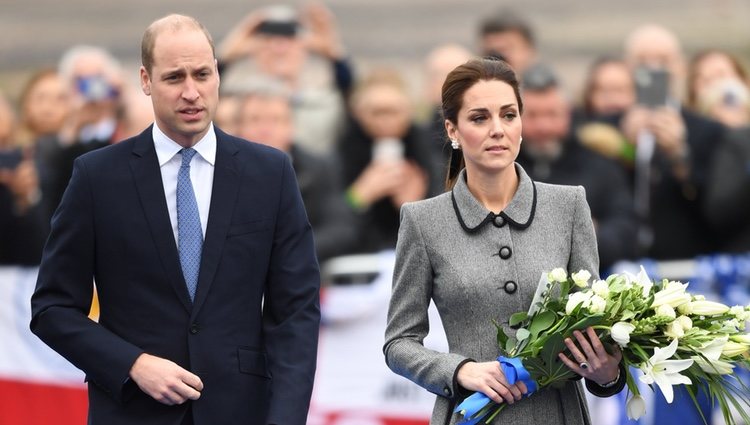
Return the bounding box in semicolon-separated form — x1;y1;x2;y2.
455;267;750;425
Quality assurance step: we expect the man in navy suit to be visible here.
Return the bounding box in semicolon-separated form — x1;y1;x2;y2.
30;14;320;425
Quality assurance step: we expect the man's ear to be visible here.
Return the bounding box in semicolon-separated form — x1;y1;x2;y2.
140;66;152;96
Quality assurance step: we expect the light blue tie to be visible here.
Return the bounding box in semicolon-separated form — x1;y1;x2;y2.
177;148;202;301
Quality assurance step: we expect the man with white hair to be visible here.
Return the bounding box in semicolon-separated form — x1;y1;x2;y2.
619;24;727;260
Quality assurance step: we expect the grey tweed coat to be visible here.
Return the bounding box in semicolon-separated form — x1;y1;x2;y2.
384;164;618;425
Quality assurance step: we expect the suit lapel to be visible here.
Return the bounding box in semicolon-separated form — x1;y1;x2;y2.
130;128;193;313
191;131;241;317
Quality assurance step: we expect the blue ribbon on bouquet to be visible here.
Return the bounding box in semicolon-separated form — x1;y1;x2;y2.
454;356;538;425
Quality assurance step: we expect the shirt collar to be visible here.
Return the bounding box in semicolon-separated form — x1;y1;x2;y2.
152;122;217;167
451;163;537;233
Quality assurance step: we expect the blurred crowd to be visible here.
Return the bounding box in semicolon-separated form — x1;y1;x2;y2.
1;3;749;273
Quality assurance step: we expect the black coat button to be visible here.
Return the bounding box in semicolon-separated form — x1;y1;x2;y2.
493;215;506;228
504;281;517;294
499;246;512;259
189;324;199;334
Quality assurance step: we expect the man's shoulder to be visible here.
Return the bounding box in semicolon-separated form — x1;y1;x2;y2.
216;129;287;164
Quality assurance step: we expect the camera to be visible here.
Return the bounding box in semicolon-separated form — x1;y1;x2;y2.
76;75;118;102
256;5;300;37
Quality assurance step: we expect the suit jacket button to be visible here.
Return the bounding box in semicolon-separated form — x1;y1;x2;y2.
189;324;199;335
504;281;517;294
443;386;452;396
498;246;512;259
493;215;506;228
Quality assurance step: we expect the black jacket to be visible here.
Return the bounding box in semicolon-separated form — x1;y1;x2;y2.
517;138;637;270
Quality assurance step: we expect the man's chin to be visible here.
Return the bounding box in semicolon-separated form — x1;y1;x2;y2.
522;140;563;161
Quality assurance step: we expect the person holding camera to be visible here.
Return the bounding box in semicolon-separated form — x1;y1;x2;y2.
687;50;750;252
217;2;351;154
337;70;439;254
0;92;47;265
43;46;126;220
618;24;727;260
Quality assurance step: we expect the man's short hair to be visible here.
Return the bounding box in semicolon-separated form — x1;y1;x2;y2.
522;63;560;92
479;10;535;47
141;14;215;74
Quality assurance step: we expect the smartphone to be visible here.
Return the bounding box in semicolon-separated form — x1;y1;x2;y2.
372;138;404;163
256;20;299;37
76;76;118;102
634;67;670;108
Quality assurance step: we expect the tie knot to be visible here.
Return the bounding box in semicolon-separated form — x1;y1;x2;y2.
180;148;197;167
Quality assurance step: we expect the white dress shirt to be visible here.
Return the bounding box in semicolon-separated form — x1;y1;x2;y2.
153;123;216;247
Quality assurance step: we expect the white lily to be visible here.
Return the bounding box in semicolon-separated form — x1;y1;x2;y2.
571;270;592;288
722;341;750;357
693;356;735;375
653;281;691;309
548;268;568;283
633;266;653;298
639;339;693;403
611;322;636;347
626;394;647;420
689;300;730;316
731;334;750;344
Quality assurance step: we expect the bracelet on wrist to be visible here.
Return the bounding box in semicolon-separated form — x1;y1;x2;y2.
599;368;621;388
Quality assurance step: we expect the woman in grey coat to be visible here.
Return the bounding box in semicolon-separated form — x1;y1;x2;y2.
384;58;625;425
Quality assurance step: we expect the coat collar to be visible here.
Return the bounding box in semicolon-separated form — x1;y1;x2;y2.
451;163;537;233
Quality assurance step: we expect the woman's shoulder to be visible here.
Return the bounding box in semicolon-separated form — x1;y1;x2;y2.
400;192;453;221
534;181;586;201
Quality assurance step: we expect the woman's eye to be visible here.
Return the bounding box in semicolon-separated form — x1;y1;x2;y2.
504;112;517;120
470;115;486;123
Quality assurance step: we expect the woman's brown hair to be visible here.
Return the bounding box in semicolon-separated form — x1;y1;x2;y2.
441;57;523;190
687;49;749;109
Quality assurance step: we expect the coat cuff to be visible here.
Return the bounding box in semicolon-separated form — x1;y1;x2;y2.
585;362;626;397
451;358;475;400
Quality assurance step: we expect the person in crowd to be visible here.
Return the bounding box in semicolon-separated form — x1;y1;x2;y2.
579;57;636;119
687;49;749;129
687;51;750;252
384;58;624;425
44;45;126;220
619;24;726;259
338;69;438;254
17;69;71;146
213;93;242;136
217;2;352;154
0;92;47;265
235;81;356;262
423;43;473;176
517;64;636;270
30;14;320;425
477;10;537;75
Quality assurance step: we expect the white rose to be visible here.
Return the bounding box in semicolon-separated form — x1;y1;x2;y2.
611;322;636;347
588;295;607;314
566;291;592;315
592;280;610;299
548;268;568;283
664;321;684;340
655;304;677;319
571;270;592;288
676;315;693;331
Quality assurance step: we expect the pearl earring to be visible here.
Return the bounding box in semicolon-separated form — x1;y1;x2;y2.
520;136;523;143
451;139;460;150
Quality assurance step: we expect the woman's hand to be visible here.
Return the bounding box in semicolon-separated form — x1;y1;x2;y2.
456;361;529;405
558;327;622;386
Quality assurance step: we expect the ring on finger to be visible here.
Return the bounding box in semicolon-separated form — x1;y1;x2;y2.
579;361;590;370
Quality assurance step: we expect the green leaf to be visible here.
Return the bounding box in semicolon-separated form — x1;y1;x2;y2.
567;314;604;335
529;310;556;339
516;328;531;341
505;336;517;354
509;312;528;327
493;320;509;353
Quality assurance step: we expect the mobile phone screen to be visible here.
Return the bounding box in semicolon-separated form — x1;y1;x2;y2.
634;67;670;108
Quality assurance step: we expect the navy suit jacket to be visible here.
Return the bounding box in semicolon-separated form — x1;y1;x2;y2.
30;126;321;425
